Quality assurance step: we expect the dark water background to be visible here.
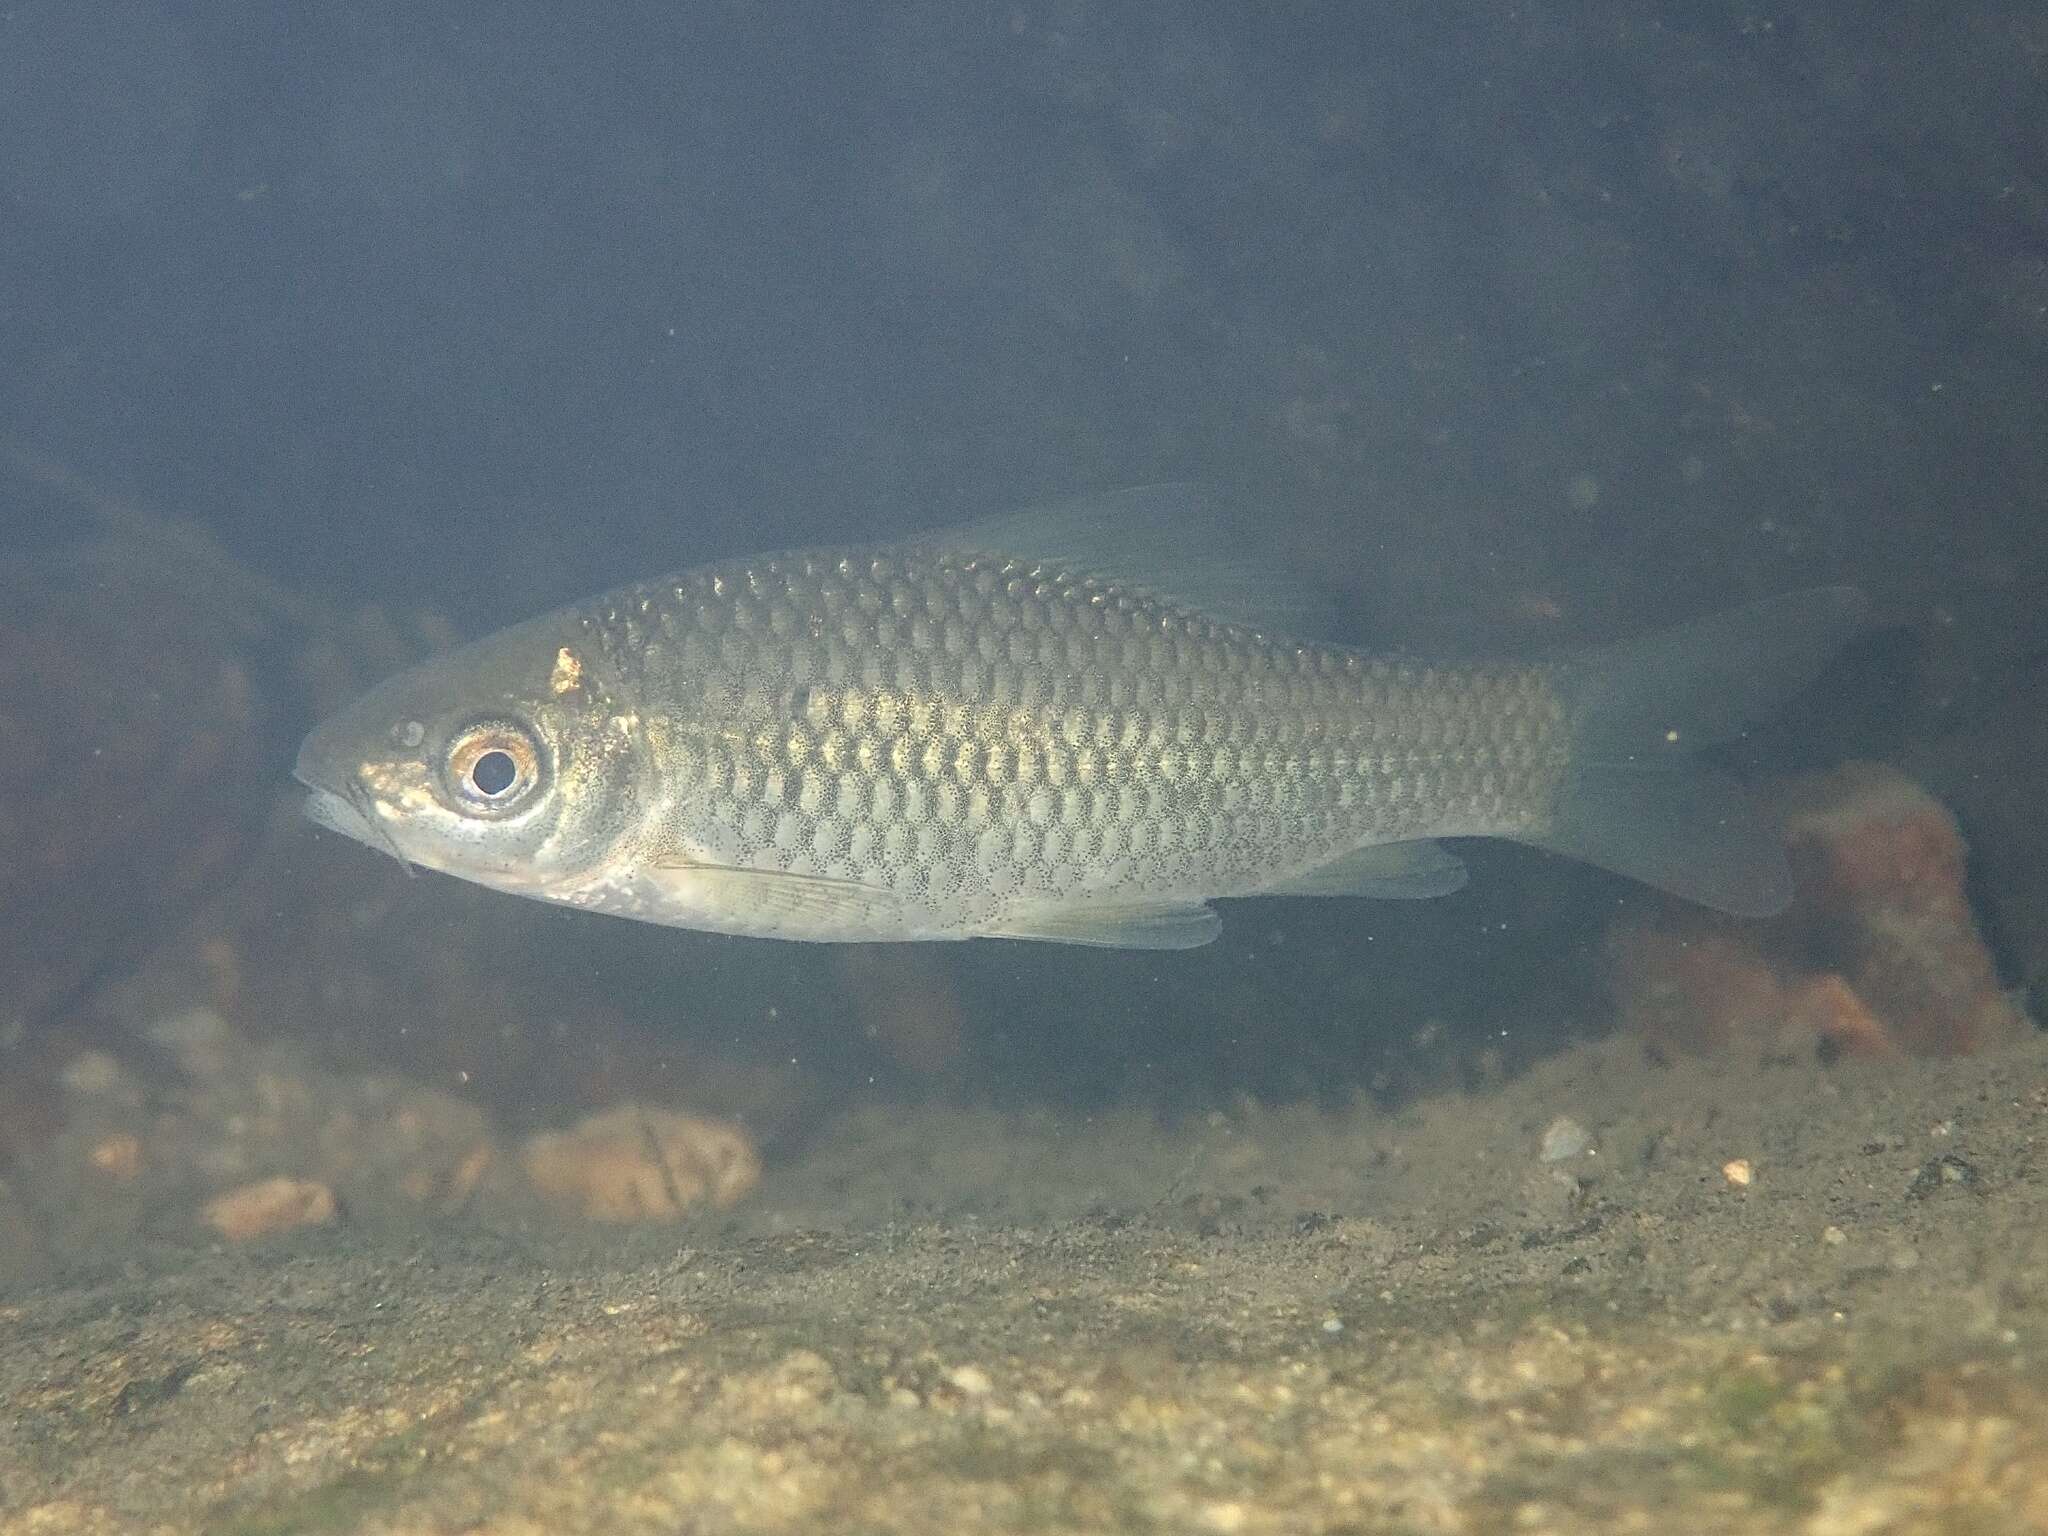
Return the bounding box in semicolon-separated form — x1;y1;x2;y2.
3;3;2043;1121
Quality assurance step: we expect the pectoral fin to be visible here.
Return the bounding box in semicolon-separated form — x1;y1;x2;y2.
644;860;919;940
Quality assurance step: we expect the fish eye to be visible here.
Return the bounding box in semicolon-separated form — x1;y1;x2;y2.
471;749;517;796
445;721;544;811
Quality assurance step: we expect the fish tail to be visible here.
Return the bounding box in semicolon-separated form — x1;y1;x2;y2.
1520;586;1868;915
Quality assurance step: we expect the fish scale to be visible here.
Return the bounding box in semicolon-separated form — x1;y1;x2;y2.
578;547;1570;921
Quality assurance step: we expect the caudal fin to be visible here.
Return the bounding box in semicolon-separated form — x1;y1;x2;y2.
1519;586;1868;916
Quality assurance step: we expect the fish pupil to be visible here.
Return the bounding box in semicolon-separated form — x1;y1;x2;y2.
470;749;518;797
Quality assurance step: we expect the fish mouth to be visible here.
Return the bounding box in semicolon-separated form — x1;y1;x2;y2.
293;738;419;875
297;776;376;842
294;728;367;836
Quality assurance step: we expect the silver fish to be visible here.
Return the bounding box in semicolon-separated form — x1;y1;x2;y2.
296;487;1865;948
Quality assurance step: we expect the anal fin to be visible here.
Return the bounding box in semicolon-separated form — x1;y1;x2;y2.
980;899;1222;949
1257;839;1469;898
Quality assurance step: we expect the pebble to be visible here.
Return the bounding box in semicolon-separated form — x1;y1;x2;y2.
1538;1115;1593;1163
146;1006;232;1054
60;1050;131;1099
203;1176;338;1241
945;1364;993;1397
87;1133;143;1182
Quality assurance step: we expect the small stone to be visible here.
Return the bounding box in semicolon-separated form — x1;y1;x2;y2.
145;1006;231;1056
719;1349;838;1424
1538;1115;1593;1163
1321;1316;1344;1334
447;1141;496;1203
1822;1225;1848;1246
1722;1158;1755;1188
59;1050;129;1099
1905;1154;1977;1199
202;1176;337;1241
1518;1166;1584;1224
87;1133;143;1182
945;1364;993;1397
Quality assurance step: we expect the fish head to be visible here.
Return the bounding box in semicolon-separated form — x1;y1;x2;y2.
294;613;649;896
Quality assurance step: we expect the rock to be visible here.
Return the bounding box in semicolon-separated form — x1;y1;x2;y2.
86;1133;142;1183
0;541;278;1047
520;1104;761;1222
1537;1115;1593;1163
1605;924;1797;1058
202;1176;337;1241
22;1009;513;1254
944;1363;994;1398
1779;763;2031;1055
1607;762;2031;1058
58;1051;142;1105
1908;672;2048;1016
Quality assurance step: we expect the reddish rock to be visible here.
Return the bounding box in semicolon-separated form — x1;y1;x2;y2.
521;1104;761;1223
1608;762;2031;1058
1603;925;1792;1058
1779;763;2030;1056
202;1176;337;1241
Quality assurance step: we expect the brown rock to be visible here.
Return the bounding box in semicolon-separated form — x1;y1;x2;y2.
1604;924;1791;1057
1608;762;2030;1057
85;1133;143;1183
521;1104;761;1223
1780;762;2031;1055
0;533;289;1050
201;1176;338;1241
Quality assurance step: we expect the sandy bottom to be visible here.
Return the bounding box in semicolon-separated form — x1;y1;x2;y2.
4;1027;2045;1534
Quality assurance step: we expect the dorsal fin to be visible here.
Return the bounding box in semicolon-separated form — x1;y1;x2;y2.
920;484;1338;641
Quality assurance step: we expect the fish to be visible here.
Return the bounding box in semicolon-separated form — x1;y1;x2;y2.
295;486;1867;949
